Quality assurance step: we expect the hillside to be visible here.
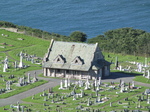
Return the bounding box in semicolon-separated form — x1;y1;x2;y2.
87;28;150;56
0;29;49;57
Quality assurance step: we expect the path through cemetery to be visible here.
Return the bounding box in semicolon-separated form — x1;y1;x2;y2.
0;70;61;107
1;69;150;107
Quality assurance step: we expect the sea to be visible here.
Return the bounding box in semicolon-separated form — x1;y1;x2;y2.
0;0;150;38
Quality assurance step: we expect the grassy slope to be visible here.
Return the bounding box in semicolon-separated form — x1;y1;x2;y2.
103;52;150;84
0;29;49;98
1;29;149;84
0;29;150;111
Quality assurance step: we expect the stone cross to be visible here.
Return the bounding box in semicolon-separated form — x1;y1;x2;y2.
4;56;8;69
85;78;90;90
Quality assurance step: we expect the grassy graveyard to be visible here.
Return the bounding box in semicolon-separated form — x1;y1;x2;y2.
1;29;150;111
103;52;150;84
0;29;49;98
1;80;150;111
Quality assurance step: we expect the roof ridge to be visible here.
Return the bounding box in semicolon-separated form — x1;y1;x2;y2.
54;40;96;45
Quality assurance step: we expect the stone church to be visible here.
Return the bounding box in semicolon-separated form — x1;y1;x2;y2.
42;39;110;79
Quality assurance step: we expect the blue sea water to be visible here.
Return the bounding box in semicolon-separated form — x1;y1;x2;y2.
0;0;150;38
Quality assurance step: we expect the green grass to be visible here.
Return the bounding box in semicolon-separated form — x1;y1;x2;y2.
134;75;150;84
1;29;150;111
0;29;51;99
0;80;48;99
18;83;149;111
103;52;147;63
0;29;49;54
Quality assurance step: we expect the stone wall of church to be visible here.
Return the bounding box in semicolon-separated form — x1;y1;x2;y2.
43;67;108;79
43;68;97;79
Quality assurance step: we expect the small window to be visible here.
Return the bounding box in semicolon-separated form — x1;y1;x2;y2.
74;71;78;75
75;60;78;63
57;58;60;62
57;69;60;73
66;70;69;73
72;56;84;65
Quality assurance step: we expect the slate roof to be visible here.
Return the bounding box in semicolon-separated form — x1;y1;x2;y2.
43;40;108;71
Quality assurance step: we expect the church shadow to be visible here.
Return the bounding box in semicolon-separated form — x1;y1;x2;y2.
102;72;143;80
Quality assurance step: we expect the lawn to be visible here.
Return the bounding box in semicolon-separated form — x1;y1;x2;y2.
0;29;150;112
0;29;49;98
1;81;149;111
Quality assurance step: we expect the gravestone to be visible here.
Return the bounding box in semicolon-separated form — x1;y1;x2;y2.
147;97;150;104
87;98;91;106
59;80;64;89
132;81;135;88
18;51;24;68
6;81;11;90
80;89;84;98
73;95;76;100
64;79;68;88
3;62;7;72
85;78;90;90
98;77;101;85
27;73;31;83
110;102;112;107
14;61;17;68
32;72;38;83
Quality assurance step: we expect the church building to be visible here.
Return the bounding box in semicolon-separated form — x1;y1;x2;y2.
42;39;110;79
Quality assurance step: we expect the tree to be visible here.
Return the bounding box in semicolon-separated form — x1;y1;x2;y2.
87;27;150;56
70;31;87;42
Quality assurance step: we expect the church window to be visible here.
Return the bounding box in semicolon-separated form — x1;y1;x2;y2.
66;70;69;73
75;60;78;63
57;69;60;73
57;58;60;62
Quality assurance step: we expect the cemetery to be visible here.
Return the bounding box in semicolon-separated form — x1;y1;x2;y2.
1;78;150;111
0;29;150;111
0;53;47;98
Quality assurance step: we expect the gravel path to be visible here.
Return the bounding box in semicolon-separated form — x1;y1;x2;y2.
0;70;150;107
